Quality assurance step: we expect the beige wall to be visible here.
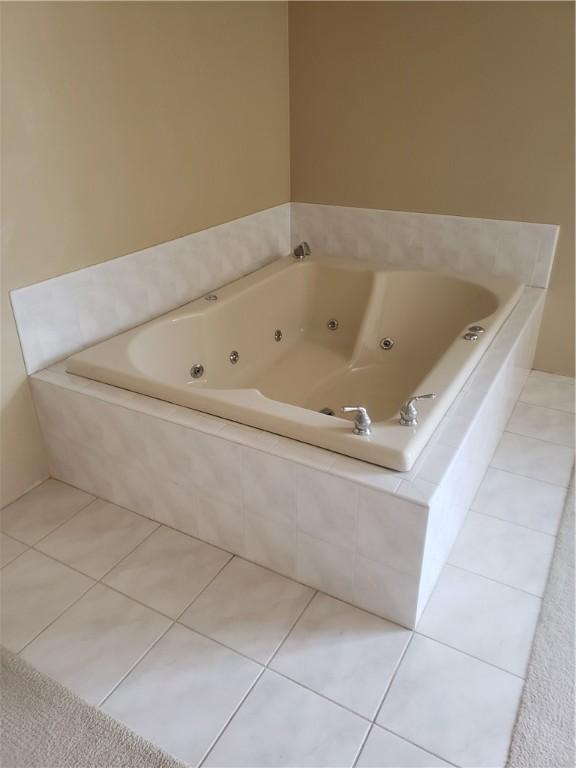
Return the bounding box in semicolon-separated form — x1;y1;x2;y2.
2;1;574;506
1;1;290;505
290;1;574;376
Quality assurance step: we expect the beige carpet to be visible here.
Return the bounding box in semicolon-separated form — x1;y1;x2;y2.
0;646;185;768
507;475;575;768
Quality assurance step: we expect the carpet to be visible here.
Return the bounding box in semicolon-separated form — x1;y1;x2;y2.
0;646;185;768
507;475;575;768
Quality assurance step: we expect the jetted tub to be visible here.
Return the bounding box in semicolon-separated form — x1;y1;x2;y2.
66;256;523;470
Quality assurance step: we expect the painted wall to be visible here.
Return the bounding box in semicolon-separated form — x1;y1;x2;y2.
1;1;290;505
290;1;574;376
3;1;573;506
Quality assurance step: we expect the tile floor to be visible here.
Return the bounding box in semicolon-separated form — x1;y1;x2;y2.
1;371;573;767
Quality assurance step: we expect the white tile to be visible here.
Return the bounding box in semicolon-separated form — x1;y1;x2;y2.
273;437;338;472
36;499;158;579
194;493;245;554
103;623;261;766
296;466;357;548
354;555;419;628
0;479;94;544
471;467;566;534
191;432;244;506
448;511;555;596
103;526;231;618
328;455;401;493
242;449;297;526
417;565;541;676
12;204;290;374
131;473;197;536
21;584;170;704
507;402;574;447
356;488;427;576
520;371;575;413
378;635;523;767
271;594;411;718
1;549;93;652
491;432;574;487
292;203;551;286
0;533;27;567
356;726;450;768
220;422;280;451
296;532;355;604
204;670;369;768
180;558;312;663
243;508;296;577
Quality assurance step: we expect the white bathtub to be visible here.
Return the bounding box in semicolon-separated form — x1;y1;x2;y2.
67;256;523;470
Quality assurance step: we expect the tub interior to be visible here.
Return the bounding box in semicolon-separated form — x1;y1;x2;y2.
67;257;523;470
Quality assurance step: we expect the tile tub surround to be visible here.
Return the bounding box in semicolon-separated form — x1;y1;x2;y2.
30;285;545;628
10;204;291;375
3;417;571;768
11;201;557;378
291;203;559;288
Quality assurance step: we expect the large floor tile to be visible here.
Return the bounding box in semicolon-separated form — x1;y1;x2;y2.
36;499;158;579
520;371;575;413
417;565;541;676
103;526;231;618
180;558;313;663
471;467;566;535
0;479;94;544
204;670;369;768
270;594;411;718
356;726;450;768
1;549;93;652
21;584;170;704
448;511;555;596
0;533;28;567
103;623;261;767
507;402;574;447
377;635;523;767
491;432;573;487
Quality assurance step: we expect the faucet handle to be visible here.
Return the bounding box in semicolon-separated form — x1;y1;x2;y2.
399;393;436;426
341;405;372;436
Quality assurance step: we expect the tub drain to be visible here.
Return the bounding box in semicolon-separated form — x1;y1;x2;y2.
319;407;335;416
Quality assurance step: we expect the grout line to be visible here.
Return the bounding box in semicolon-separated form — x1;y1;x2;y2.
371;632;415;727
378;726;461;768
197;667;266;767
97;619;176;708
351;722;374;768
500;427;576;451
469;506;560;538
1;493;97;547
265;588;318;667
171;553;236;623
488;460;574;490
413;630;527;681
95;523;162;581
368;631;414;726
16;580;99;656
445;560;546;600
516;397;576;416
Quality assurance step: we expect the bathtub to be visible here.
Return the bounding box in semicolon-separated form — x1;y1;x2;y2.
66;256;523;470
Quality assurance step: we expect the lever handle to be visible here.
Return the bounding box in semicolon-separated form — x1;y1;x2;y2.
400;393;436;426
341;405;369;417
405;393;436;408
341;405;372;435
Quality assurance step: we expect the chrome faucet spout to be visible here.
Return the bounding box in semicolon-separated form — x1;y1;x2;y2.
293;241;311;260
